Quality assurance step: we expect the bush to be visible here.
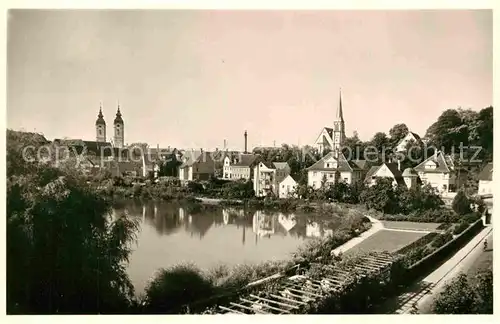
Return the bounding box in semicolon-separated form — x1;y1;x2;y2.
452;222;470;235
432;268;493;314
463;212;481;224
452;190;472;216
143;264;216;313
431;232;454;248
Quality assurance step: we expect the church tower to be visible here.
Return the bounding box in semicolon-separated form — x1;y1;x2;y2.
95;103;106;142
113;103;124;148
332;89;345;155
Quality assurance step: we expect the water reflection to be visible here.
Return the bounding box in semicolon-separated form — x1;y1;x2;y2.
115;201;342;244
119;201;344;294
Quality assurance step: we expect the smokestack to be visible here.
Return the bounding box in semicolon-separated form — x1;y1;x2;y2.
224;139;227;150
244;130;248;154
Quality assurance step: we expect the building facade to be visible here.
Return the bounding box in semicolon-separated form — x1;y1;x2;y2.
364;162;405;187
307;151;363;189
413;151;467;194
253;161;277;197
278;175;298;198
478;162;493;195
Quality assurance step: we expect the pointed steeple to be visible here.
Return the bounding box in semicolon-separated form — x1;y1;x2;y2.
95;102;106;125
336;88;344;121
114;101;123;124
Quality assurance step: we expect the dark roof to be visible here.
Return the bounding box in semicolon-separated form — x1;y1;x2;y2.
179;151;216;169
364;166;380;181
95;109;106;125
402;167;418;177
364;163;404;186
256;160;275;169
395;131;422;149
114;108;123;124
352;159;369;170
273;162;290;170
232;154;259;167
53;139;116;156
307;151;360;172
414;151;451;174
278;174;299;184
324;127;333;138
409;132;421;141
478;162;493;181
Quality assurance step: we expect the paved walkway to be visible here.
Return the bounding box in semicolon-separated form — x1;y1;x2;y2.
392;225;493;314
330;215;384;255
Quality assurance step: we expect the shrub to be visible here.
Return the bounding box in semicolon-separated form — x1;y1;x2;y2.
463;212;481;224
452;222;470;235
452;190;472;216
431;232;453;248
143;264;216;313
432;268;493;314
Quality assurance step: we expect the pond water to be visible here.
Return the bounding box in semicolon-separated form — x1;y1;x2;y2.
113;200;342;295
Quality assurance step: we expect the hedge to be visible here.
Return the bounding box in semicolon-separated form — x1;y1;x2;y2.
405;219;484;282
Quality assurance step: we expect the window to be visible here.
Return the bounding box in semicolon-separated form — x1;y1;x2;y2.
282;185;285;189
344;178;348;182
329;174;334;178
99;129;102;135
326;163;330;168
313;172;317;176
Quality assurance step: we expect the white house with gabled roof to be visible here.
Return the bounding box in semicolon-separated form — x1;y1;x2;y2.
394;131;423;152
307;151;363;189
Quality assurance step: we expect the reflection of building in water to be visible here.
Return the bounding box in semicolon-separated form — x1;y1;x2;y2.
179;207;185;221
306;222;322;238
252;211;275;237
278;213;297;232
222;210;230;225
180;207;214;239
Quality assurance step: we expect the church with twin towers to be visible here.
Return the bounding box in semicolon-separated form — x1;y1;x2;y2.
313;89;346;155
95;102;125;148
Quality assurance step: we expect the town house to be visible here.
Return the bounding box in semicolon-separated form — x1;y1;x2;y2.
307;151;364;189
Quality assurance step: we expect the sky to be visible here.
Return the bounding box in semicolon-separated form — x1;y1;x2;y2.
7;9;493;150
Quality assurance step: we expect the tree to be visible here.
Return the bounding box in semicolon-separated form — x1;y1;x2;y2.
359;178;399;214
7;131;138;314
370;132;389;155
432;273;477;314
425;109;469;153
342;131;367;160
388;123;409;146
473;106;493;161
451;190;472;215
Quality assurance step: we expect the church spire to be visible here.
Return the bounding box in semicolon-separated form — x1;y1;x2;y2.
336;88;344;121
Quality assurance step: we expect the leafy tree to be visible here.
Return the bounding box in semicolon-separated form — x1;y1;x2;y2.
388;123;409;146
425;109;469;153
7;130;138;314
451;190;472;215
359;178;399;214
474;106;493;161
342;131;367;160
432;273;477;313
370;132;389;154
